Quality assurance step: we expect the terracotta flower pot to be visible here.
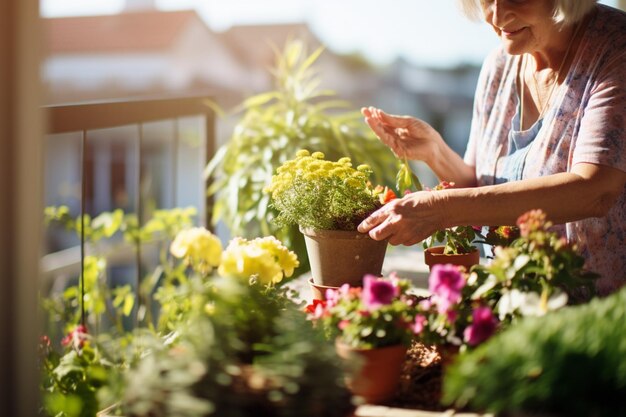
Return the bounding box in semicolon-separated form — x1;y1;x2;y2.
308;277;339;301
300;227;388;287
424;246;480;271
335;340;407;404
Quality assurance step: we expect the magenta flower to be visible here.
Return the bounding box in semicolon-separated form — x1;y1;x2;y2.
411;315;427;335
463;306;499;346
362;275;398;309
429;264;465;313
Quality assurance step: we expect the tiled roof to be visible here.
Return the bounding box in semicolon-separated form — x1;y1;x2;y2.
220;22;321;66
43;10;201;53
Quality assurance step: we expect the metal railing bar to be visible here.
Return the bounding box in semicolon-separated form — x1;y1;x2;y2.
80;130;87;326
45;96;214;134
135;123;143;328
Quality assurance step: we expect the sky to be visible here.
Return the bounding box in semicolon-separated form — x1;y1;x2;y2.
40;0;619;68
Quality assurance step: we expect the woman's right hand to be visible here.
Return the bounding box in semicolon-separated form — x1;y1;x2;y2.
361;107;443;163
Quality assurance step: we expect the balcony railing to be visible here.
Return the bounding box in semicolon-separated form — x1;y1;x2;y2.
41;96;216;320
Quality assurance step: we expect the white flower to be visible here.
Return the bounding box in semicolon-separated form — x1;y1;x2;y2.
498;288;568;320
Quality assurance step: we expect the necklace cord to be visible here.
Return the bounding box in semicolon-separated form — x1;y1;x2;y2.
523;20;583;125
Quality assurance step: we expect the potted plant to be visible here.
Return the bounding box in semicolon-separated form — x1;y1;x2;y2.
412;181;481;270
264;149;390;291
204;40;397;276
411;209;598;369
121;229;353;417
392;162;483;271
305;274;421;404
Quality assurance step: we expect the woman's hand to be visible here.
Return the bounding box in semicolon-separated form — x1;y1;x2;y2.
361;106;443;164
357;191;444;246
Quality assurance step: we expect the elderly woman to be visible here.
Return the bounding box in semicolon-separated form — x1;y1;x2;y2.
359;0;626;295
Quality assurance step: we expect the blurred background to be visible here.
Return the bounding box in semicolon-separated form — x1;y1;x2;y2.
39;0;624;274
39;0;622;172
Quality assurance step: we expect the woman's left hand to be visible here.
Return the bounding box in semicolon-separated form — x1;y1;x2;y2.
357;192;443;246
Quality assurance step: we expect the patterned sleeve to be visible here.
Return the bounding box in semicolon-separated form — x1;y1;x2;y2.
572;48;626;173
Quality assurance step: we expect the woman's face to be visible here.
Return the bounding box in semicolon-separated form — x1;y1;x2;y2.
481;0;558;55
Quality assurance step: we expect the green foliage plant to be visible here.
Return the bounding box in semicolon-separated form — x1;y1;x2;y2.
469;209;597;325
204;40;397;269
418;181;481;255
393;168;481;256
120;235;351;417
43;205;351;416
411;210;597;350
443;286;626;416
264;149;381;231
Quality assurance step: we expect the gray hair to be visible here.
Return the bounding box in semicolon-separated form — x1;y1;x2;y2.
457;0;598;25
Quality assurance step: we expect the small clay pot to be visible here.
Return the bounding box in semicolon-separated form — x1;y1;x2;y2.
308;277;339;301
335;340;407;404
424;246;480;272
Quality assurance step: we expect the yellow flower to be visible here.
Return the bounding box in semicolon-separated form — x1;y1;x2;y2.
218;236;299;285
344;177;361;188
170;227;223;274
307;161;322;172
357;164;372;174
296;149;310;158
311;151;325;160
338;157;351;165
329;167;348;178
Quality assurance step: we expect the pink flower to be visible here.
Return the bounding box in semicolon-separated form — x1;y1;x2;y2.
419;299;432;310
446;310;458;324
463;306;498;346
429;265;465;313
338;320;350;330
411;315;427;335
362;275;398;309
61;324;89;349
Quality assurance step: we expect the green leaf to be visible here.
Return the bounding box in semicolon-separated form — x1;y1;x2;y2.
203;145;228;181
242;92;281;109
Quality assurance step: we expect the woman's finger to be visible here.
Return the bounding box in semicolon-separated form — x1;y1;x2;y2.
357;207;388;233
368;218;394;242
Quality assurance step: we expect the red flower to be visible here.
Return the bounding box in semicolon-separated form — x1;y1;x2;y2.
40;335;51;348
380;187;397;204
61;324;89;349
517;209;547;237
304;299;326;314
38;335;52;355
304;299;328;319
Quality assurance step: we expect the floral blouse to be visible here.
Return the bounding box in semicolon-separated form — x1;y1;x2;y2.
464;5;626;295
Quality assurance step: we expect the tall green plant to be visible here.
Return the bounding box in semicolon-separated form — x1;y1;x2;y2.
204;40;397;272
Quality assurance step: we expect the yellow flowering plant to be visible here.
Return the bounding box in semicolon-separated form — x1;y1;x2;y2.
169;228;299;287
264;149;381;231
169;227;223;275
218;236;299;286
